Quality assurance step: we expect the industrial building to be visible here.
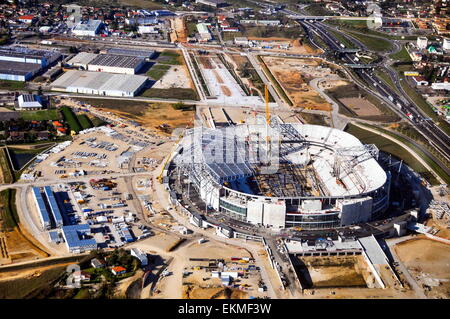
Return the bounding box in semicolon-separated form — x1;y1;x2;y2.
16;94;43;110
44;186;64;228
173;121;391;230
32;187;51;230
72;20;103;37
0;60;41;81
195;0;229;8
51;70;148;97
106;48;156;60
196;23;212;42
0;46;61;67
61;224;97;253
87;54;145;74
66;52;97;69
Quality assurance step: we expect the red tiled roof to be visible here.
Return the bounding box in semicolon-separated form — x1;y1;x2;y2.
19;15;34;20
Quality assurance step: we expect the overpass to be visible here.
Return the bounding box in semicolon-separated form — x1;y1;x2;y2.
344;63;374;69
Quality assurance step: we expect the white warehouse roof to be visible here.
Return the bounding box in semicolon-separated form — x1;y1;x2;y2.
51;70;148;96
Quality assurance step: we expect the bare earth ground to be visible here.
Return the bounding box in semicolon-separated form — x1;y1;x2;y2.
152;65;192;89
338;97;382;116
263;57;333;111
98;103;195;135
0;192;50;266
394;237;450;299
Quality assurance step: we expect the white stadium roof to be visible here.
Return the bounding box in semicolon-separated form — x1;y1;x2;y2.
177;123;387;198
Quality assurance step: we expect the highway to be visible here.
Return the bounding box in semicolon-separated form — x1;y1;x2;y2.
299;20;450;162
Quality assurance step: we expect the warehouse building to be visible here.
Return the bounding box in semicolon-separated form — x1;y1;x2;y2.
51;70;148;97
16;94;43;110
32;187;51;230
61;224;97;253
106;48;156;60
196;23;212;42
66;52;97;69
72;20;103;37
44;186;64;228
196;0;228;8
0;60;41;81
87;54;145;74
0;46;61;67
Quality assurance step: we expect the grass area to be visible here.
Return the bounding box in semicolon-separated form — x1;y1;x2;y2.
374;70;400;95
0;148;14;184
345;124;439;185
305;3;336;16
60;106;81;133
345;30;392;52
222;25;304;42
327;19;420;41
0;189;18;231
90;116;107;127
20;109;60;121
326;83;399;122
299;112;328;126
141;88;199;101
186;21;197;37
390;46;412;62
146;64;171;81
77;114;93;130
328;29;356;49
0;266;66;299
257;56;293;107
0;80;26;90
158;50;182;65
348;123;449;185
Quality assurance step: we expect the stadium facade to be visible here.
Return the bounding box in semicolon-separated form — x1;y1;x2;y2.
172;121;391;230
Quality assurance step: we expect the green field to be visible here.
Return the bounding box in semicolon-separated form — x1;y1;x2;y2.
0;80;26;90
389;46;412;62
0;148;14;184
346;123;448;185
60;106;81;133
20;109;60;121
222;25;304;41
345;31;392;52
77;114;93;130
158;50;182;65
0;266;66;299
146;64;171;81
0;189;18;231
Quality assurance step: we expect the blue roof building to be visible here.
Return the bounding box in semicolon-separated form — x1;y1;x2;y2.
61;224;97;253
44;186;64;228
32;187;51;230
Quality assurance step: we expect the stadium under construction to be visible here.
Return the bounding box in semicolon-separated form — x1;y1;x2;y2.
168;117;391;230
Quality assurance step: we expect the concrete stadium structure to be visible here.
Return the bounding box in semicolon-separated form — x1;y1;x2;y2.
172;121;390;230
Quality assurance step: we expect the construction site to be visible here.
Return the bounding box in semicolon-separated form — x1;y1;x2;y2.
262;56;339;111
